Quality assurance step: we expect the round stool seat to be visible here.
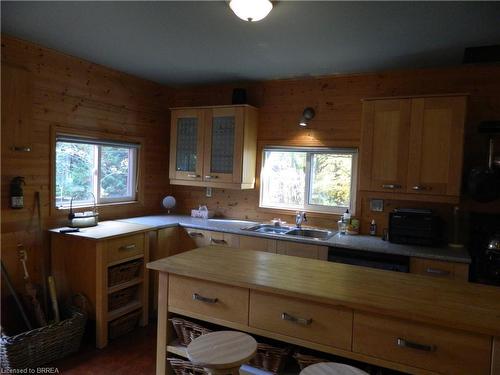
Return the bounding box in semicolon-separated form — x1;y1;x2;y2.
187;331;257;373
300;362;369;375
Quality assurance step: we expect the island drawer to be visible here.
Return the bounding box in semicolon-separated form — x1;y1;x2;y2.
107;234;145;264
249;291;352;350
352;312;492;375
168;275;249;325
409;257;469;281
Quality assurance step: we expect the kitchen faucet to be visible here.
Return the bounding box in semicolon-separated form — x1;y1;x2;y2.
296;211;307;228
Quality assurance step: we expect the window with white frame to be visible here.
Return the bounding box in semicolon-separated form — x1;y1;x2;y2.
55;135;139;208
259;147;357;214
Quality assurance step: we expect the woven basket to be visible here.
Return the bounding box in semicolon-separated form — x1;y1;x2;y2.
108;285;138;311
168;358;207;375
108;259;142;287
170;317;212;346
0;305;86;370
109;309;141;340
293;352;328;370
249;343;290;374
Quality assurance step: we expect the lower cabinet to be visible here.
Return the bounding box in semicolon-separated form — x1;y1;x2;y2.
276;240;328;260
409;257;469;281
239;235;277;253
352;312;492;375
249;290;352;350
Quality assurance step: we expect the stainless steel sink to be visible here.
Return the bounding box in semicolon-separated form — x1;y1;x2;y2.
285;228;334;240
242;224;335;240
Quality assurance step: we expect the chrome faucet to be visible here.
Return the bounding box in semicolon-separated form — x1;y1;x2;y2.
295;211;307;228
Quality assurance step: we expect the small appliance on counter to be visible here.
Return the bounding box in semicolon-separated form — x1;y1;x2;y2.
469;212;500;286
388;208;442;246
67;193;99;228
191;205;215;219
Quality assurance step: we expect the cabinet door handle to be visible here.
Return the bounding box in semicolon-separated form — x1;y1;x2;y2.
187;174;200;178
412;185;428;191
119;244;137;251
396;338;436;352
211;238;227;245
382;184;402;189
281;312;312;326
204;175;218;180
192;293;218;304
188;232;204;238
425;267;450;276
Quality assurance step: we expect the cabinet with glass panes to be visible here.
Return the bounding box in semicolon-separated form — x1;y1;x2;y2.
169;105;258;189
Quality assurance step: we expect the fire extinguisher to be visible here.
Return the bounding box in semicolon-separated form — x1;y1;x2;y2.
10;176;25;209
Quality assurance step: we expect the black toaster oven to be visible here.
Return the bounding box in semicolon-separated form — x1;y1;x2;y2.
389;209;442;246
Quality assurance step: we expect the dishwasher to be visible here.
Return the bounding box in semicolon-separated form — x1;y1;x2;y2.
328;247;409;273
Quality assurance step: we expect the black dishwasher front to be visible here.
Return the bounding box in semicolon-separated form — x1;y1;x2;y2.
328;247;409;273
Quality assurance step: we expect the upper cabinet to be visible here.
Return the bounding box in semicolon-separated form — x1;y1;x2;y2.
360;94;467;203
169;105;258;189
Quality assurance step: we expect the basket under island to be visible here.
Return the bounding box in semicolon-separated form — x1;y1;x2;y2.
147;246;500;375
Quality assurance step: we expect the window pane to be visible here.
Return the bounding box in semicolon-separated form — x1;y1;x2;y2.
100;146;133;199
309;153;352;207
55;141;95;207
261;151;306;208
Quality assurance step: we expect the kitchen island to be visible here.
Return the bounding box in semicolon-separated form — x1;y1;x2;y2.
147;246;499;375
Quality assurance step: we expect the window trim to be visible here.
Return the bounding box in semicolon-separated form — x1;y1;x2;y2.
51;126;144;213
259;146;358;215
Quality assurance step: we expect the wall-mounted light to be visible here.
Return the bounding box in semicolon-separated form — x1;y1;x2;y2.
299;107;316;127
229;0;273;22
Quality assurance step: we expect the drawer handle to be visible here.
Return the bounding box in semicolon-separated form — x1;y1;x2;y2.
192;293;218;304
211;238;227;245
412;185;429;191
281;312;312;326
188;232;204;238
397;338;436;352
187;174;200;178
382;184;402;189
204;175;218;180
426;267;450;276
119;244;137;251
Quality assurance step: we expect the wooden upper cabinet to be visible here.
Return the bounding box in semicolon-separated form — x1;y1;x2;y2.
169;108;205;181
360;99;411;193
360;94;467;202
170;105;258;189
407;96;466;197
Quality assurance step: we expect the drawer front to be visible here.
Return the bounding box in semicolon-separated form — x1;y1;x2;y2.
249;291;352;350
185;229;223;248
353;312;491;375
410;257;469;281
107;234;144;264
168;275;249;325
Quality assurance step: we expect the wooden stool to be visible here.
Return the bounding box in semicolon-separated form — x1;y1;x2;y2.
300;362;369;375
187;331;257;375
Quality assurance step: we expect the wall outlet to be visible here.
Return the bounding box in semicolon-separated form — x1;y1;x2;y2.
206;187;212;198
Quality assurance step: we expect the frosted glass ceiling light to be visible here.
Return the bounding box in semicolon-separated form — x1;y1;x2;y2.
230;0;273;22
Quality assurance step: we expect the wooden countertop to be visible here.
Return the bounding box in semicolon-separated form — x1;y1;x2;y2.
147;246;500;337
50;220;152;240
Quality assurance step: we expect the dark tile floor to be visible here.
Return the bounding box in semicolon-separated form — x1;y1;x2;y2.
53;324;157;374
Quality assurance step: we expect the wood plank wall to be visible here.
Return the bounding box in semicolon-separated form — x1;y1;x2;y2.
171;65;500;233
1;35;172;292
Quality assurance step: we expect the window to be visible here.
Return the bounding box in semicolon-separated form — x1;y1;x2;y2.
55;135;139;208
260;147;357;214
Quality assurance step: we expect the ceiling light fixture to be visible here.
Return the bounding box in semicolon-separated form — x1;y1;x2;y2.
229;0;273;22
299;107;316;127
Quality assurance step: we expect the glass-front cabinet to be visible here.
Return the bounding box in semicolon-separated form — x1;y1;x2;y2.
169;105;258;189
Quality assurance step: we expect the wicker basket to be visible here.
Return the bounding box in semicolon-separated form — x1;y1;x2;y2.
170;317;212;346
108;259;143;287
0;305;86;370
108;285;138;311
249;343;290;374
168;358;207;375
109;309;141;340
293;352;328;370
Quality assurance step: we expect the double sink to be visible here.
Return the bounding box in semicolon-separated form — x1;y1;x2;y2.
242;223;335;240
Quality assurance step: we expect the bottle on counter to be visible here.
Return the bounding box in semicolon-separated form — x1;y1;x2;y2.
369;219;377;236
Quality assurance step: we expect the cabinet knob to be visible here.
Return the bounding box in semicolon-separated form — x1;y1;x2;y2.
396;338;436;352
211;238;227;245
281;312;312;326
192;293;218;304
412;185;428;191
382;184;402;189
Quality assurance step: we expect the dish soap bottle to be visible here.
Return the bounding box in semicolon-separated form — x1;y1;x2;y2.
369;219;377;236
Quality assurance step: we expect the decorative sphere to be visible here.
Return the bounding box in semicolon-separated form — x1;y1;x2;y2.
162;196;176;210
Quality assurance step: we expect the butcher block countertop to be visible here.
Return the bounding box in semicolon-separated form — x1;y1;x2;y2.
147;246;500;337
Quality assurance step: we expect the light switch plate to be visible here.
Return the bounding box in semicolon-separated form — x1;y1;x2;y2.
370;199;384;212
206;187;212;198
